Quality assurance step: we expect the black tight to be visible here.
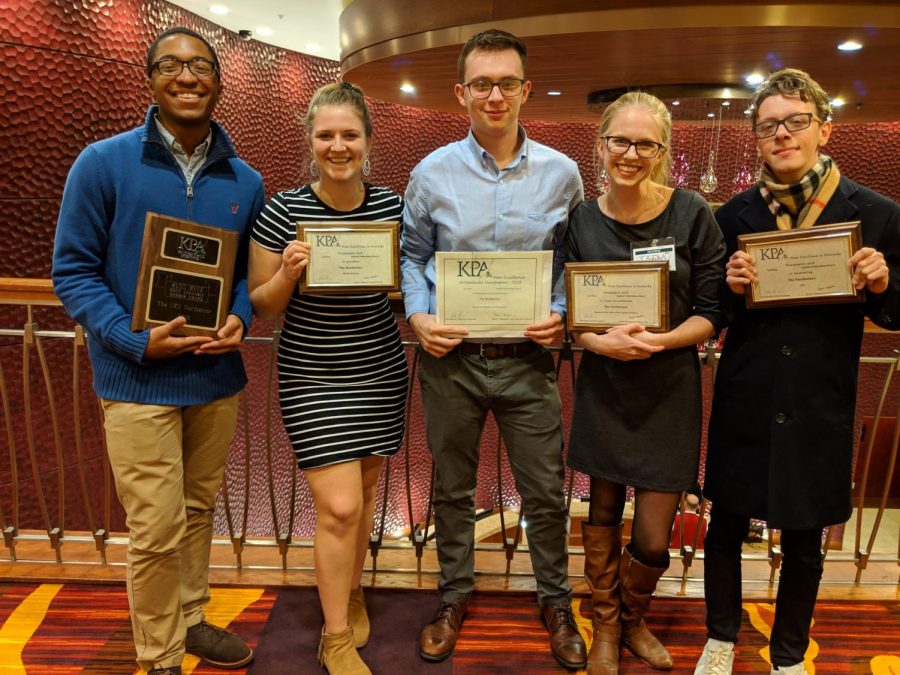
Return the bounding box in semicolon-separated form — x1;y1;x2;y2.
588;476;680;568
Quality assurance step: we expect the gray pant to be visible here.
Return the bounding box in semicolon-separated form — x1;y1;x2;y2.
417;346;572;606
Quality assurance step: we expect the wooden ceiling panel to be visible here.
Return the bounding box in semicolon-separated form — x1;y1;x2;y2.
340;1;900;123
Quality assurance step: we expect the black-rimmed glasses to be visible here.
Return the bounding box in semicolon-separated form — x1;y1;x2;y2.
151;57;218;78
753;112;817;139
600;136;665;158
463;78;525;99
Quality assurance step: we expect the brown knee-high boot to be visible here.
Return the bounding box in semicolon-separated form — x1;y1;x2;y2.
581;522;622;675
619;545;673;670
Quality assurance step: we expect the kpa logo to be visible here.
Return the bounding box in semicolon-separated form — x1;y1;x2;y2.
582;274;605;286
177;235;207;262
457;260;492;277
316;234;339;247
759;247;787;260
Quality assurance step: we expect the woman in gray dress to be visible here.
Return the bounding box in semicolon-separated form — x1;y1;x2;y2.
566;91;725;674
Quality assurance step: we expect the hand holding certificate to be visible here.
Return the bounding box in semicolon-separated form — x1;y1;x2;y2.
436;251;552;338
737;221;864;308
298;221;400;294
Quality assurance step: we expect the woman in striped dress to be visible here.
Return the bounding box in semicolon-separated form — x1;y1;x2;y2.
248;83;408;675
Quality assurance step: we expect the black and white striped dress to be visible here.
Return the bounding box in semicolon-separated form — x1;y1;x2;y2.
251;183;408;469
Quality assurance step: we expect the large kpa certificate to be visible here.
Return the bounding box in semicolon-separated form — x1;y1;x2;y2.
738;221;863;308
298;221;400;293
565;261;670;332
436;251;552;338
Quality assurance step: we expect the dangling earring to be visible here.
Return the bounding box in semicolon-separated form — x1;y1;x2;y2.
597;166;610;194
362;155;371;177
309;159;319;178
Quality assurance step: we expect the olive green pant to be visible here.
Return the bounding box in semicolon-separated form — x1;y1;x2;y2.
417;347;572;606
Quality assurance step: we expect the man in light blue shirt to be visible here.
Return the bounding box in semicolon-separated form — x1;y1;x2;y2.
401;28;585;670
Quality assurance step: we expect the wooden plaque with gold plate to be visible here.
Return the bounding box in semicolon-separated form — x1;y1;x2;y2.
131;212;238;337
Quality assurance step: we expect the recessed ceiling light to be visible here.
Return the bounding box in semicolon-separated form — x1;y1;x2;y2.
831;97;845;108
707;112;715;118
305;42;321;53
547;90;562;96
745;73;765;86
255;26;273;36
838;40;862;52
400;83;415;94
722;101;730;106
744;108;753;115
672;100;680;106
209;4;229;15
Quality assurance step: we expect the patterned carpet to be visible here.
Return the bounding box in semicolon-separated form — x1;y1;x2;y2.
0;582;896;673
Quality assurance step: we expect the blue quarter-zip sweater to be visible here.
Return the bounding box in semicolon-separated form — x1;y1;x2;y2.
52;106;265;405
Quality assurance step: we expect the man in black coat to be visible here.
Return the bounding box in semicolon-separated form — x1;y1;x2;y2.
694;68;900;675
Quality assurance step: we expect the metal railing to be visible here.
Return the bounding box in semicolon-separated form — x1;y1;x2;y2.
0;278;897;589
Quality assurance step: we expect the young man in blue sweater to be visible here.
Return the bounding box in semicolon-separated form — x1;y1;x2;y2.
52;27;264;675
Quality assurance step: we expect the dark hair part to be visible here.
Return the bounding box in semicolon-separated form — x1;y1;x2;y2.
457;29;527;83
750;67;831;126
597;91;672;185
304;82;373;139
146;27;220;78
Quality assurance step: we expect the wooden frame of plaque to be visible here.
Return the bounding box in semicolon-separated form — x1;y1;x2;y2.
131;212;238;337
738;221;863;309
298;220;400;294
565;261;670;333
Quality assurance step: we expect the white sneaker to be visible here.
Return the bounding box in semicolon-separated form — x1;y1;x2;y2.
694;638;735;674
771;664;807;675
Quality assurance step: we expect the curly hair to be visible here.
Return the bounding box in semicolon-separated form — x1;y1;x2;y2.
750;68;832;126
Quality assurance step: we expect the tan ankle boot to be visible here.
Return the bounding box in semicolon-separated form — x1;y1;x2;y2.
619;546;673;670
582;522;622;675
317;626;371;674
348;587;370;648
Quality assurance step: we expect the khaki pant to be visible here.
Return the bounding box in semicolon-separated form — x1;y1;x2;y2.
102;395;238;671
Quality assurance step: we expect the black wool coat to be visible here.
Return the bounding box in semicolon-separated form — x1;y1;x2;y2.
704;177;900;530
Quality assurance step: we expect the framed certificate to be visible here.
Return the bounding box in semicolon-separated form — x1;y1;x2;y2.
565;261;670;333
738;221;864;309
298;221;400;294
436;250;552;338
132;212;237;337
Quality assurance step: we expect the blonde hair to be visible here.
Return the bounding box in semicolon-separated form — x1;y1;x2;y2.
304;82;373;139
597;91;672;185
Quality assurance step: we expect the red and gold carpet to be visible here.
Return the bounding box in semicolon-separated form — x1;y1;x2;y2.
0;583;896;673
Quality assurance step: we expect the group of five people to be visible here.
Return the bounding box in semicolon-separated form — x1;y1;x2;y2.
51;24;898;675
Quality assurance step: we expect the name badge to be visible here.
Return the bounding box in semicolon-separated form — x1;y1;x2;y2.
631;237;676;272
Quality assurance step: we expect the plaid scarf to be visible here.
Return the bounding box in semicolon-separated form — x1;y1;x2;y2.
759;155;840;230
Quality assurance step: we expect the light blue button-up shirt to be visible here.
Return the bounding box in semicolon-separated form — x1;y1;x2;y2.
401;127;584;320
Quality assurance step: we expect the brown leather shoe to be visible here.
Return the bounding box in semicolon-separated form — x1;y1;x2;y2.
418;599;467;662
541;604;588;670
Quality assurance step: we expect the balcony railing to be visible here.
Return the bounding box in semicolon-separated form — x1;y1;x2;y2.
0;278;897;590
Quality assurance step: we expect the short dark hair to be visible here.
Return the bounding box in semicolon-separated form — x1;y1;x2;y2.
146;27;220;79
457;29;527;83
750;67;831;126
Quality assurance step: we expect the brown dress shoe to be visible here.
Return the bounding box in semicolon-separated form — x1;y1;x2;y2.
418;599;468;662
541;604;588;670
